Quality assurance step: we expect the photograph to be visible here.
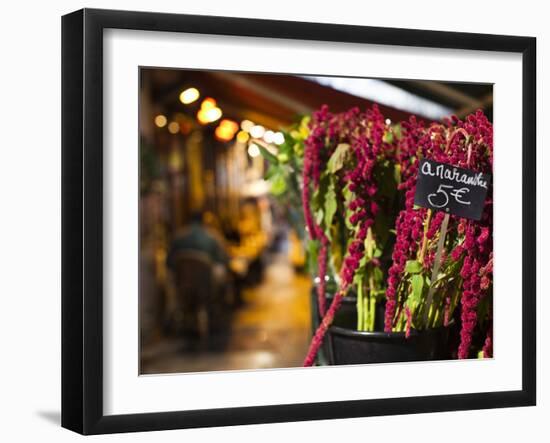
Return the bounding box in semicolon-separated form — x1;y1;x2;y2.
56;5;537;436
0;1;544;440
138;67;494;374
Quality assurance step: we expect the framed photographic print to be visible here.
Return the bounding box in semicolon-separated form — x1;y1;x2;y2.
61;8;536;435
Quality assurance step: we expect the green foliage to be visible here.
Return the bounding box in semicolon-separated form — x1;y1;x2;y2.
407;274;425;309
392;123;403;140
375;160;399;200
342;184;355;231
259;118;309;242
405;260;423;274
260;109;483;337
324;179;337;238
327;143;350;173
270;173;287;196
382;131;393;144
258;144;279;164
307;239;320;276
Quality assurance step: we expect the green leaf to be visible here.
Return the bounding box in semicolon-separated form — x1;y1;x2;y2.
394;164;402;185
373;212;391;249
358;252;368;268
382;131;394;144
330;224;343;273
409;274;425;305
315;208;324;225
311;173;329;212
290;130;301;140
264;164;279;180
307;239;320;275
364;229;374;259
277;152;289;163
258;145;279;164
374;160;398;200
353;267;366;285
373;267;384;284
327;143;350;173
270;174;287;196
342;184;355;230
393;123;403;140
324;180;337;233
405;260;423;274
293;142;304;156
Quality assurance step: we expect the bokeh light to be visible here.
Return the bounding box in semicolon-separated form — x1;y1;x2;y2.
154;114;167;128
179;87;200;105
168;121;180;134
247;143;260;158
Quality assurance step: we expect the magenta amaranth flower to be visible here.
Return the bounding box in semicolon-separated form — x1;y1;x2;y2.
482;323;493;358
454;112;493;358
405;307;412;338
303;291;344;366
458;220;492;358
384;208;425;331
303;105;390;366
443;296;451;327
302;106;334;317
384;110;493;345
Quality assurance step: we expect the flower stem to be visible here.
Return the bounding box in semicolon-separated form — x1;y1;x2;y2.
418;209;432;264
357;279;364;331
363;292;369;331
369;295;376;331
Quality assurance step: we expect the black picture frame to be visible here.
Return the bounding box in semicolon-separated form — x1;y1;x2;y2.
62;8;536;435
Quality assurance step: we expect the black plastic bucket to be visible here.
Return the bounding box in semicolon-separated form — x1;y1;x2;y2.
327;323;452;365
310;287;453;365
311;289;385;364
312;290;383;329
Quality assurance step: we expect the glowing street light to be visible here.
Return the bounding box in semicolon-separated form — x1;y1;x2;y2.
197;107;222;124
236;130;250;144
179;87;200;105
263;130;275;144
197;98;222;124
249;125;265;139
201;97;217;110
248;143;260;158
154;114;167;128
273;132;285;145
214;119;239;142
168;121;180;134
240;119;254;132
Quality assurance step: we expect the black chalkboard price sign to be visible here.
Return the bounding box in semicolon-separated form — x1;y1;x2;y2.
414;159;491;221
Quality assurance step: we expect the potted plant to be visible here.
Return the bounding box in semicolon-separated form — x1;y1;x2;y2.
262;105;402;361
381;112;494;360
262;106;493;366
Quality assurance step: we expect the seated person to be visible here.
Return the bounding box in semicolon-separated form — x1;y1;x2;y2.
166;212;233;336
166;211;230;285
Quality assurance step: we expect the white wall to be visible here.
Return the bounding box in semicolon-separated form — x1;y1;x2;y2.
0;1;545;441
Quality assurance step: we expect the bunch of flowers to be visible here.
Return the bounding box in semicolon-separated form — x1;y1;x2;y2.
383;111;493;358
263;105;493;364
298;106;401;366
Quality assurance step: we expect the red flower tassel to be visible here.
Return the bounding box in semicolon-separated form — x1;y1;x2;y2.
482;324;493;358
303;292;344;366
405;307;412;338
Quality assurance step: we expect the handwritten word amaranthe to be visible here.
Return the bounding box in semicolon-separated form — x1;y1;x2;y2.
420;161;488;189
